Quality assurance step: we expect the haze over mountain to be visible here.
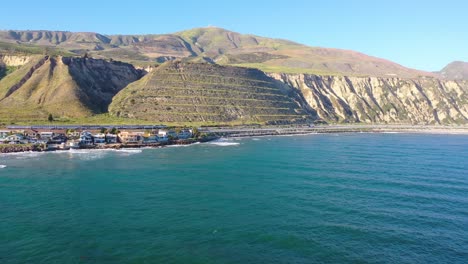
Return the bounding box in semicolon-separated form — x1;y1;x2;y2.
0;27;467;125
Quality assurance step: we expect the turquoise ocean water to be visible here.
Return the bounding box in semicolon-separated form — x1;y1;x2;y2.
1;133;467;263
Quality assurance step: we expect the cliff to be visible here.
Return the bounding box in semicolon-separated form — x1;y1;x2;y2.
271;74;468;124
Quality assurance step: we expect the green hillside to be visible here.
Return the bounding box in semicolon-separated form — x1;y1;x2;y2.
0;56;143;124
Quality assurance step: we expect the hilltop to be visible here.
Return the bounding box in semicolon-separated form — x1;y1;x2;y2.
439;61;468;80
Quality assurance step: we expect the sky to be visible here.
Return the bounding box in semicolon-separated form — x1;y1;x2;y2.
1;0;467;71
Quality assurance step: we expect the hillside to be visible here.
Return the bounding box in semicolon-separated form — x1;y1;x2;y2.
0;55;143;123
0;28;435;78
439;61;468;80
109;61;312;124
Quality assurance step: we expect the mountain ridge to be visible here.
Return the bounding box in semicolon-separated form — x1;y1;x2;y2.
0;27;439;78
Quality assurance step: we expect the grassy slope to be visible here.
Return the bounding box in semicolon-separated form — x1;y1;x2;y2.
0;56;143;125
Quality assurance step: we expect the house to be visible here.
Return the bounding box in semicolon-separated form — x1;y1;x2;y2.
23;129;39;139
5;134;25;144
39;132;55;140
79;131;94;146
158;129;178;138
51;134;67;143
47;135;68;150
157;135;169;142
118;131;144;144
178;129;193;139
105;134;118;144
66;139;80;149
143;135;159;143
0;130;10;140
67;130;81;139
93;133;106;144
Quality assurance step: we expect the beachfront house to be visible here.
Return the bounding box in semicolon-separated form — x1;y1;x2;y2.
39;132;55;140
0;130;9;140
157;135;169;142
105;134;118;144
143;135;159;144
93;133;106;144
158;129;178;139
79;131;94;147
4;134;25;144
66;139;80;149
118;131;144;144
67;130;81;139
178;129;193;139
23;130;39;139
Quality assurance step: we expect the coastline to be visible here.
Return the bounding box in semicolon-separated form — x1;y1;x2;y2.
0;136;219;155
202;125;468;138
1;125;467;155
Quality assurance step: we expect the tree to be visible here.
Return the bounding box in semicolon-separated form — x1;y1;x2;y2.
48;114;54;122
192;127;200;138
110;127;118;134
100;127;108;134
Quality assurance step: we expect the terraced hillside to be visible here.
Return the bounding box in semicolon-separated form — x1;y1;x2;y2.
0;55;143;123
109;61;312;124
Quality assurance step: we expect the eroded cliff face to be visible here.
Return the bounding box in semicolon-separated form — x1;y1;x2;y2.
0;55;32;66
270;73;468;124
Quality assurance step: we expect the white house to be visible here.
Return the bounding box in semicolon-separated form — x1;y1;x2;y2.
39;132;54;140
105;134;118;144
178;129;193;139
93;133;106;144
80;131;94;146
5;134;25;144
158;129;178;138
118;131;144;144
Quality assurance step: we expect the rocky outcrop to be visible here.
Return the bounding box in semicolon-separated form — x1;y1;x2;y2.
0;144;46;153
270;73;468;124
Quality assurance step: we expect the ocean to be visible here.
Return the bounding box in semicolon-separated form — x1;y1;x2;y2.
1;133;467;263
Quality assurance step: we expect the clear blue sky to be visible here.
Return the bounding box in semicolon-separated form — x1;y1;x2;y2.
1;0;466;71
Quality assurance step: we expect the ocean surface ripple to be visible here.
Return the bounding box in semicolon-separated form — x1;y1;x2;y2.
1;134;467;263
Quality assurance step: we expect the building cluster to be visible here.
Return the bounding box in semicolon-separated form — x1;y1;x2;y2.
0;128;193;150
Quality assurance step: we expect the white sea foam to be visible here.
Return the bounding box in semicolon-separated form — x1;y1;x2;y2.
0;165;6;168
0;151;46;158
208;139;240;146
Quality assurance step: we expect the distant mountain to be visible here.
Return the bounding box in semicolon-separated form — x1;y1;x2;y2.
0;27;434;78
439;61;468;80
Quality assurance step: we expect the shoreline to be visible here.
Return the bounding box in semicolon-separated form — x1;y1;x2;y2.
204;125;468;138
0;136;219;155
1;125;468;155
